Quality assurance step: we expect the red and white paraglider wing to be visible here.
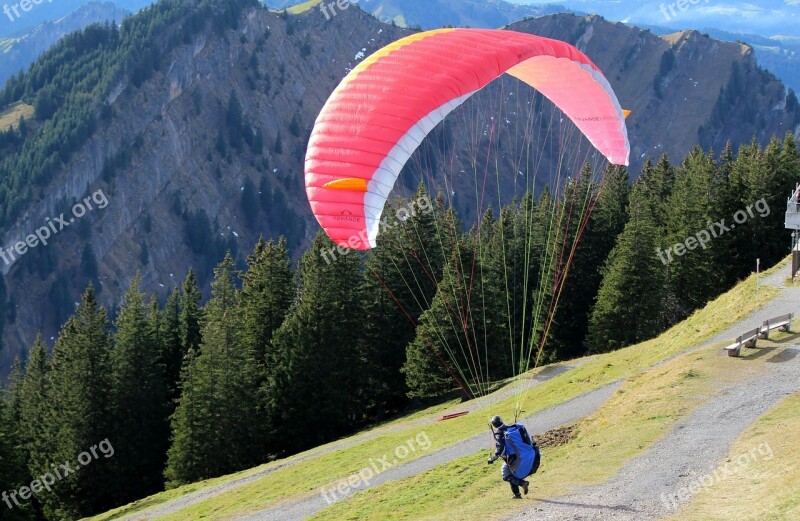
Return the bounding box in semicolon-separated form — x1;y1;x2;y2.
304;28;630;250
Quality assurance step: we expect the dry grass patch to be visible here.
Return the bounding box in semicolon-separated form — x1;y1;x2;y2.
0;101;34;132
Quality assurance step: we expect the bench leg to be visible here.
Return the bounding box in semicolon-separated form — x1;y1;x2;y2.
727;346;741;357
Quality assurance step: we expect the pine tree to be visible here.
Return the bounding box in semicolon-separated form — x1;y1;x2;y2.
109;275;169;504
16;338;49;503
251;126;264;155
589;167;632;268
80;244;100;293
482;203;528;378
268;233;366;451
239;237;293;453
645;154;676;228
403;295;460;399
161;287;184;402
711;141;745;286
761;133;800;263
41;285;115;519
587;177;666;352
663;146;717;321
403;216;486;399
727;139;768;279
1;359;36;521
519;189;556;366
551;166;629;359
289;113;301;137
361;185;443;414
166;255;252;485
471;207;512;381
179;269;203;355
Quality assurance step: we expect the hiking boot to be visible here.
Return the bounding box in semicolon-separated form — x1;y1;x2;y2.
512;493;523;499
521;480;530;495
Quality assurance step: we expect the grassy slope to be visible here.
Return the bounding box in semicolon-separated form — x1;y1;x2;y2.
0;101;34;132
83;266;784;521
285;0;323;15
665;391;800;521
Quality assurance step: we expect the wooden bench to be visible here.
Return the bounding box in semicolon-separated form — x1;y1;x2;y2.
723;327;760;357
758;313;793;339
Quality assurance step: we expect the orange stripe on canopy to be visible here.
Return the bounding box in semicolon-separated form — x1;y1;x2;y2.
324;178;369;192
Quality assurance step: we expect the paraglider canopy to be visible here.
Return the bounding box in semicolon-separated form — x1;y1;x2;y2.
305;28;630;250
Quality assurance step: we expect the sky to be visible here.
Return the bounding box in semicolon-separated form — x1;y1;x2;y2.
510;0;800;38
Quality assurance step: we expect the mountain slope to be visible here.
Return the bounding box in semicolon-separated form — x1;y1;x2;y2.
702;27;800;94
516;0;800;93
0;2;798;372
0;2;129;89
514;15;800;161
0;0;150;38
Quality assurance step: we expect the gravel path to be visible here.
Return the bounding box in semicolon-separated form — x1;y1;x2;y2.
506;344;800;520
236;382;623;521
689;266;800;351
504;262;800;520
113;360;582;521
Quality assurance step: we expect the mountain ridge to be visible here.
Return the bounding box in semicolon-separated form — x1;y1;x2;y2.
0;2;130;89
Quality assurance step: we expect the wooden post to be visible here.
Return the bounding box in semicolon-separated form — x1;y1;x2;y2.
756;258;760;300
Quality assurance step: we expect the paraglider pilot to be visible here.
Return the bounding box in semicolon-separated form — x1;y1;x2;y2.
487;416;540;499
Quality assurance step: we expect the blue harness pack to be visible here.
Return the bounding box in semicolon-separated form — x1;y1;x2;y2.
503;425;537;479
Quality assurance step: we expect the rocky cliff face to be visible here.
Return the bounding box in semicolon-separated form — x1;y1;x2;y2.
516;15;799;165
1;4;798;373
